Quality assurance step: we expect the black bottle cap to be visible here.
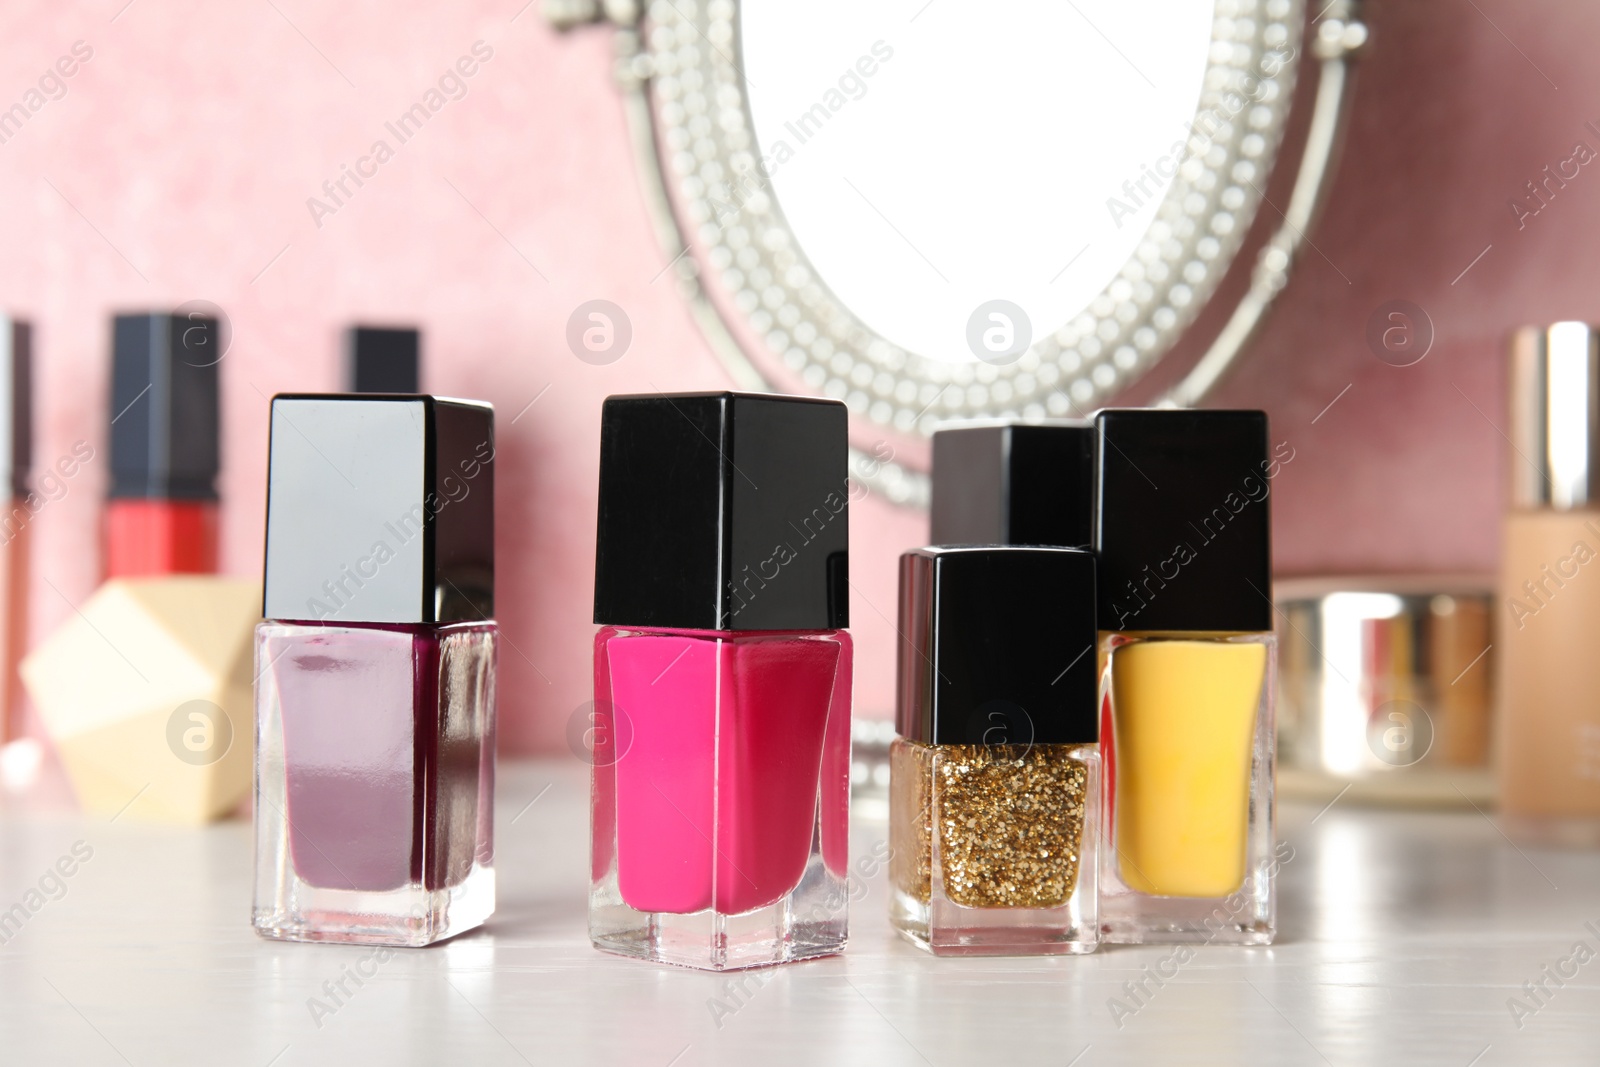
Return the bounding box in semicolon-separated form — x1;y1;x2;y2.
109;313;220;501
1093;409;1273;633
930;421;1094;548
593;391;849;631
1;318;31;498
263;394;495;624
896;546;1098;746
345;326;420;394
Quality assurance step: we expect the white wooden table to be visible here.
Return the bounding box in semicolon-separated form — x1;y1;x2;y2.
2;760;1597;1065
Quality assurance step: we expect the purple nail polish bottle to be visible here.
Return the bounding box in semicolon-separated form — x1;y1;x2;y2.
252;393;498;947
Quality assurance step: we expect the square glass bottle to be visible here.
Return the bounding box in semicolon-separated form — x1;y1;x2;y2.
1092;409;1280;945
888;546;1101;956
253;394;498;947
588;392;853;971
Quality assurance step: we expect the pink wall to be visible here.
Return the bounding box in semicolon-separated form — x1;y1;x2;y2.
1208;1;1595;577
0;2;1583;752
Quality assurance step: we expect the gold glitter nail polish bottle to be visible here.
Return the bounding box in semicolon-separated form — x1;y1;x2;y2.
888;546;1100;956
1093;410;1278;945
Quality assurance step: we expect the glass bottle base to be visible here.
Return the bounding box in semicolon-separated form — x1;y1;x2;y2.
590;894;845;972
253;864;494;947
1098;878;1274;946
890;887;1097;957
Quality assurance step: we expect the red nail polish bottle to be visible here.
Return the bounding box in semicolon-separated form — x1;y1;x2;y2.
105;313;221;578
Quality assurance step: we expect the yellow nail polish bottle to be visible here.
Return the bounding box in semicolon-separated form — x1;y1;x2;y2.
1093;409;1279;945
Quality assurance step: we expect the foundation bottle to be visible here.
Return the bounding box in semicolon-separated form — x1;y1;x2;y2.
889;545;1100;955
1094;409;1277;944
1499;323;1600;843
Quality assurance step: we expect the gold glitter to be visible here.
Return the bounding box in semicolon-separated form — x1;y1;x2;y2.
890;740;1088;909
889;739;933;903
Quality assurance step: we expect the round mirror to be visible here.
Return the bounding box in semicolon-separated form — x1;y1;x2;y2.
741;2;1218;367
553;0;1367;504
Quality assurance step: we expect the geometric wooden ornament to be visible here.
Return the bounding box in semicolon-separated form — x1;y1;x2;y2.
21;577;260;824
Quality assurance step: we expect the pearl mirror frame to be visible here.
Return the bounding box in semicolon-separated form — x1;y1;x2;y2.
551;0;1368;506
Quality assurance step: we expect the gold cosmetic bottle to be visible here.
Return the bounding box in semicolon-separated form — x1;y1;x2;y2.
1094;409;1279;944
1498;323;1600;844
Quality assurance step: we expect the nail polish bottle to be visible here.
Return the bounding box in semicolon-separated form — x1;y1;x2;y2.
253;394;498;946
589;391;852;971
344;326;420;393
106;313;221;578
1499;323;1600;844
1094;409;1278;944
0;317;29;746
889;546;1100;955
930;421;1095;548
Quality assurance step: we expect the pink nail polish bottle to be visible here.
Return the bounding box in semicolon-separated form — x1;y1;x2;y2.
253;394;498;947
589;391;853;971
